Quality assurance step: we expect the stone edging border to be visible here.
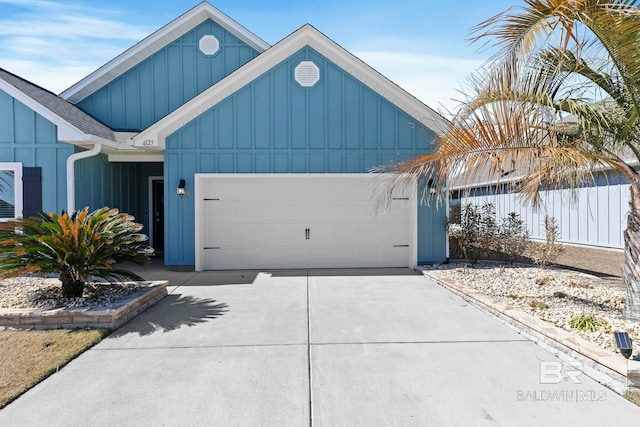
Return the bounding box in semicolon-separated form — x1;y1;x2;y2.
418;269;640;394
0;281;168;330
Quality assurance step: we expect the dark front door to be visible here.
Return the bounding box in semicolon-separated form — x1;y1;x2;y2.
152;180;164;253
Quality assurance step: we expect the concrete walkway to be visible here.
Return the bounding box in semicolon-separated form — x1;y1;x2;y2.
1;267;639;426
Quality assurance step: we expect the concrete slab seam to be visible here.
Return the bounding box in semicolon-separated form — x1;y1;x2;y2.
306;270;313;427
92;343;309;351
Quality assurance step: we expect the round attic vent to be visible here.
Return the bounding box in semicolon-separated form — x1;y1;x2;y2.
294;61;320;87
199;35;220;56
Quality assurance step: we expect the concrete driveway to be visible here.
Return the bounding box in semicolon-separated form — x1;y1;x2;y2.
2;268;639;426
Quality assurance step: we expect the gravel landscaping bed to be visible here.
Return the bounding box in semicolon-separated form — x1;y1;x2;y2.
425;262;640;356
0;277;148;310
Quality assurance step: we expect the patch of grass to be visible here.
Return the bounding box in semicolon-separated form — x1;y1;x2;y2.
507;293;519;299
0;328;109;408
569;312;602;332
527;300;549;309
625;390;640;407
553;291;567;298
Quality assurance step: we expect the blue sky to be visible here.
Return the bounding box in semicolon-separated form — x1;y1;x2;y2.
0;0;518;114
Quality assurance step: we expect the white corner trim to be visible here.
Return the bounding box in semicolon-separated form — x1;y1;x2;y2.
0;162;23;221
0;79;85;142
133;25;449;149
194;174;203;271
60;2;270;103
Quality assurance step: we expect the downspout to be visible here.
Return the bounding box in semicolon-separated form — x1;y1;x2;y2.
66;142;102;214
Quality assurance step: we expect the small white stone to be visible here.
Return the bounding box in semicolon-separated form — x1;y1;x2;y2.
0;277;146;310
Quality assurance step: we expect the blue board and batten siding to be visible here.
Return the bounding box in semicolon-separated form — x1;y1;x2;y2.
164;46;447;266
0;89;73;214
76;19;260;131
0;88;161;232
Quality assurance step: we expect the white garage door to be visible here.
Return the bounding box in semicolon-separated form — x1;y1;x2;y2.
194;174;416;270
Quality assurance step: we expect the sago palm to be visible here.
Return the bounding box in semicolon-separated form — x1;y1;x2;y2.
0;207;153;298
383;0;640;320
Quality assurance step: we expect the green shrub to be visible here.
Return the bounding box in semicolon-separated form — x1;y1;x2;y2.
449;203;529;263
497;212;530;262
569;312;601;332
0;207;153;298
530;215;563;268
449;202;498;263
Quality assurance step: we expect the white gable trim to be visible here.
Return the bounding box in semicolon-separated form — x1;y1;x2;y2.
0;79;165;158
133;25;449;149
60;2;270;104
0;78;86;142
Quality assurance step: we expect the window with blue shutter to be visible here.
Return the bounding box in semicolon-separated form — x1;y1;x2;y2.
0;163;23;221
0;170;15;218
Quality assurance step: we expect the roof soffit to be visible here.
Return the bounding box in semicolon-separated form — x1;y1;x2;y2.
133;24;450;149
59;1;270;104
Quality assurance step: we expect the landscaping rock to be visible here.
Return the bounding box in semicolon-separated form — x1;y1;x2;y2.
425;262;640;356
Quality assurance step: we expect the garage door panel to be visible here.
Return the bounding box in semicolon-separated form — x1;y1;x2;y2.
198;175;415;270
267;247;309;268
203;200;236;221
274;223;309;246
357;222;409;245
204;248;257;269
383;246;411;266
204;223;260;247
367;203;411;222
305;222;359;246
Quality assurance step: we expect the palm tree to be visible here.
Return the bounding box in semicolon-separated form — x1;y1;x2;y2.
384;0;640;320
0;207;153;298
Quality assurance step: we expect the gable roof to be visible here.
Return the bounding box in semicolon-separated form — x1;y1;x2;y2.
0;68;163;159
60;1;270;104
132;24;449;149
0;67;115;142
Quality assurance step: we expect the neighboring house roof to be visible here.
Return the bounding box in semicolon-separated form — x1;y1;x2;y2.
133;24;450;149
60;1;271;104
447;162;526;191
448;108;640;191
448;150;639;191
0;68;159;158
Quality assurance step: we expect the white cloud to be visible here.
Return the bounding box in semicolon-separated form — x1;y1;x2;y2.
0;0;487;110
0;0;153;92
1;58;97;93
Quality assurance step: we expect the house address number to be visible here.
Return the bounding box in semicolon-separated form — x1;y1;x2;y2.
141;139;156;146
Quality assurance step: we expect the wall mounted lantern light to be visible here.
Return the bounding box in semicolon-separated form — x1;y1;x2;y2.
177;179;186;197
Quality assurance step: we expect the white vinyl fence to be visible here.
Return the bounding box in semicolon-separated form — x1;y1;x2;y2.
456;172;629;249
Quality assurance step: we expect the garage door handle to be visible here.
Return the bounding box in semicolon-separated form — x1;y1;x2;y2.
305;228;310;240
